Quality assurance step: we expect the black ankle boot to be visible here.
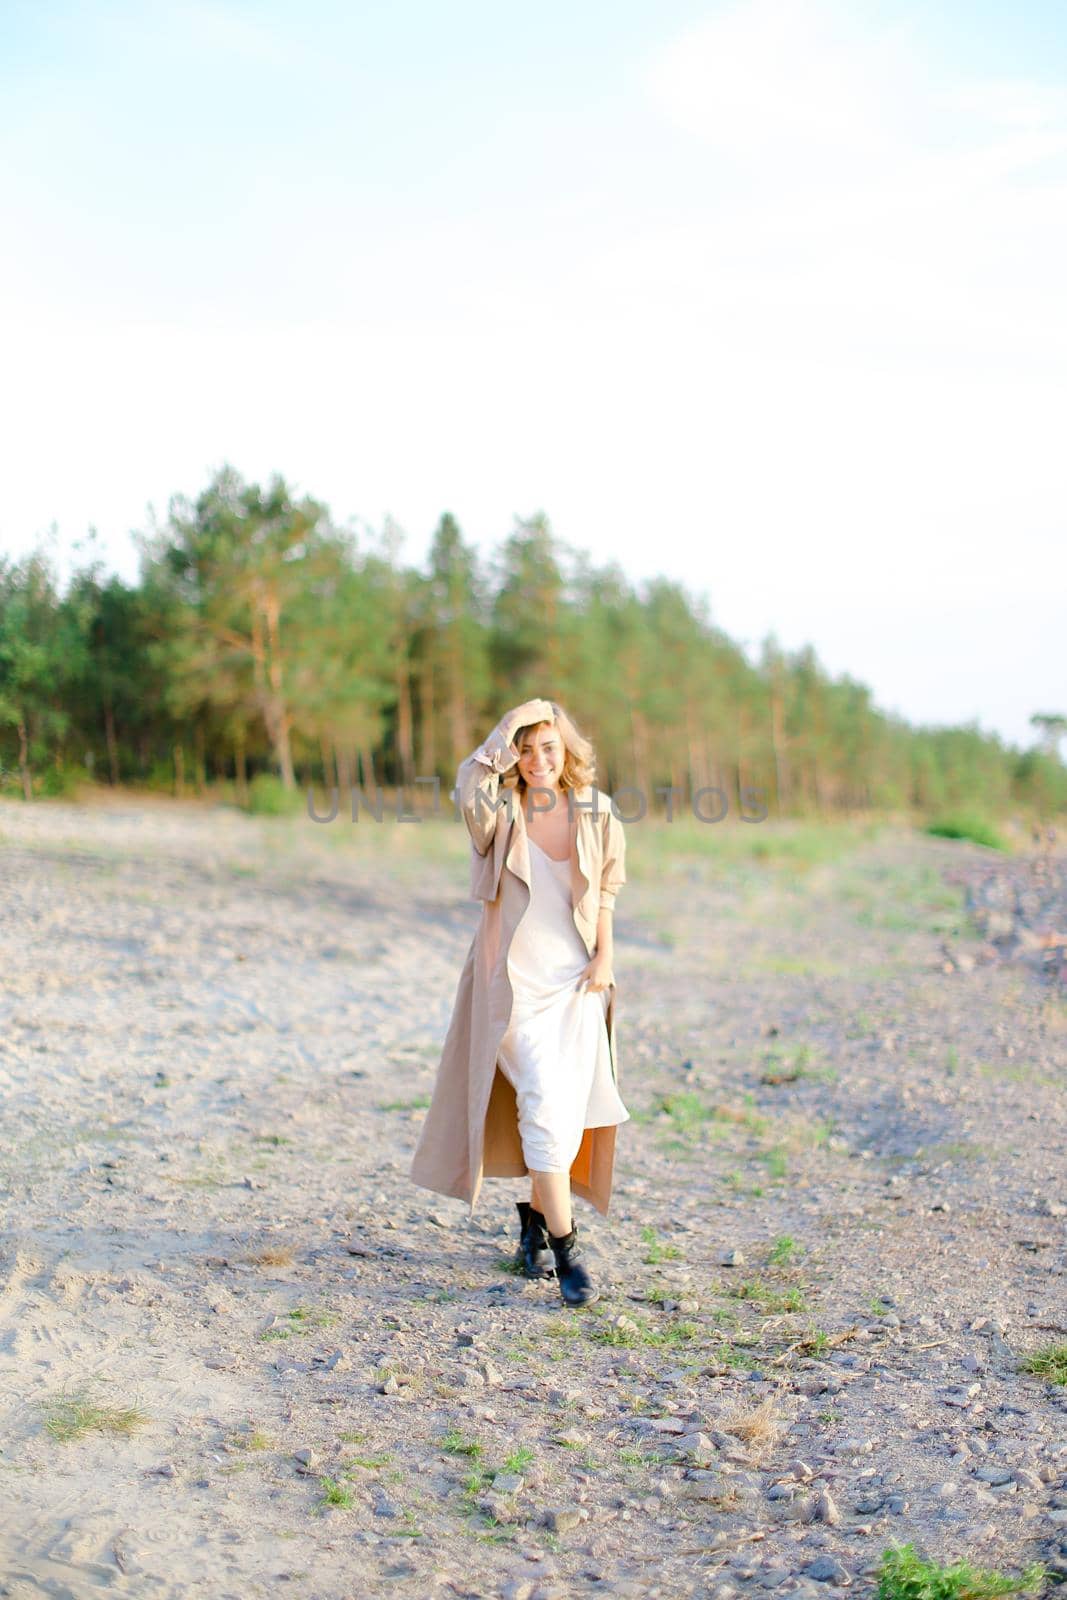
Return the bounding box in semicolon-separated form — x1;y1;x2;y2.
515;1201;555;1278
547;1221;599;1307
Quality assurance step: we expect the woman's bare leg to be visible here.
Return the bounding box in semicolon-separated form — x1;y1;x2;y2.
528;1169;573;1237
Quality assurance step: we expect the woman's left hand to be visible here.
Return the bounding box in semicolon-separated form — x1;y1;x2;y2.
578;950;614;993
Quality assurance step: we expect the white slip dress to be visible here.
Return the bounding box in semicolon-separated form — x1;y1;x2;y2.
496;834;630;1173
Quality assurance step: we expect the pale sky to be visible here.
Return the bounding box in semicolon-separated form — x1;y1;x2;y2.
2;0;1064;751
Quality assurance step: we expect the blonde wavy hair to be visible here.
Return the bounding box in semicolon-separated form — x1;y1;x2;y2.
502;700;597;795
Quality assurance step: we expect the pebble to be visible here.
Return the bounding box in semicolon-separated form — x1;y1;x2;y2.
543;1507;583;1534
974;1465;1014;1485
941;1384;981;1407
675;1432;715;1465
814;1489;842;1526
803;1555;852;1584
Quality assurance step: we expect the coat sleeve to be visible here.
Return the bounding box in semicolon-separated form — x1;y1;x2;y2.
598;800;627;910
455;724;519;857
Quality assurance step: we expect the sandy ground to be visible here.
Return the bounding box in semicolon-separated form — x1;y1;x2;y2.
0;794;1064;1600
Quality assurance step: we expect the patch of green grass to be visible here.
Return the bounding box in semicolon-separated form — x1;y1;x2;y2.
640;1225;683;1264
760;1044;836;1084
974;1059;1057;1088
376;1095;431;1112
637;1091;770;1143
503;1446;535;1473
749;952;848;978
923;816;1008;852
586;1311;699;1349
759;1146;789;1180
914;1140;993;1164
869;1297;893;1316
259;1305;340;1341
653;1091;715;1136
1017;1343;1067;1385
875;1540;1045;1598
317;1476;356;1510
41;1387;150;1443
167;1166;230;1189
341;1453;391;1472
542;1315;583;1341
729;1278;807;1315
709;1342;754;1369
228;1428;272;1451
440;1428;483;1458
393;1510;424;1538
767;1234;800;1266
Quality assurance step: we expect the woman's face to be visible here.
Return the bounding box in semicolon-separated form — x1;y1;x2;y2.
516;721;565;794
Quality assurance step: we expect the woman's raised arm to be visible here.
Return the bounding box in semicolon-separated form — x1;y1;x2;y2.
455;698;555;855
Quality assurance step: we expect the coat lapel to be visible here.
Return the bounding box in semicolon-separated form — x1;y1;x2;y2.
505;782;596;929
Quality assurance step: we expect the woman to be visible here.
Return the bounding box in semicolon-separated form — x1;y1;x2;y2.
409;697;629;1307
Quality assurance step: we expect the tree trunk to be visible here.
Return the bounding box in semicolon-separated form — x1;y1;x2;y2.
249;589;295;790
104;701;120;786
194;722;207;795
264;593;295;789
319;734;338;792
16;715;32;801
337;744;353;796
395;660;415;788
174;743;185;798
770;685;788;820
419;659;436;780
234;728;249;807
630;706;650;804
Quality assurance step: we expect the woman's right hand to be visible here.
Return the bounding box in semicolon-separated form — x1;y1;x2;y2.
499;698;554;750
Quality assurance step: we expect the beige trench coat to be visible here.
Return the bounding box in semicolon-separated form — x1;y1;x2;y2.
409;715;627;1218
